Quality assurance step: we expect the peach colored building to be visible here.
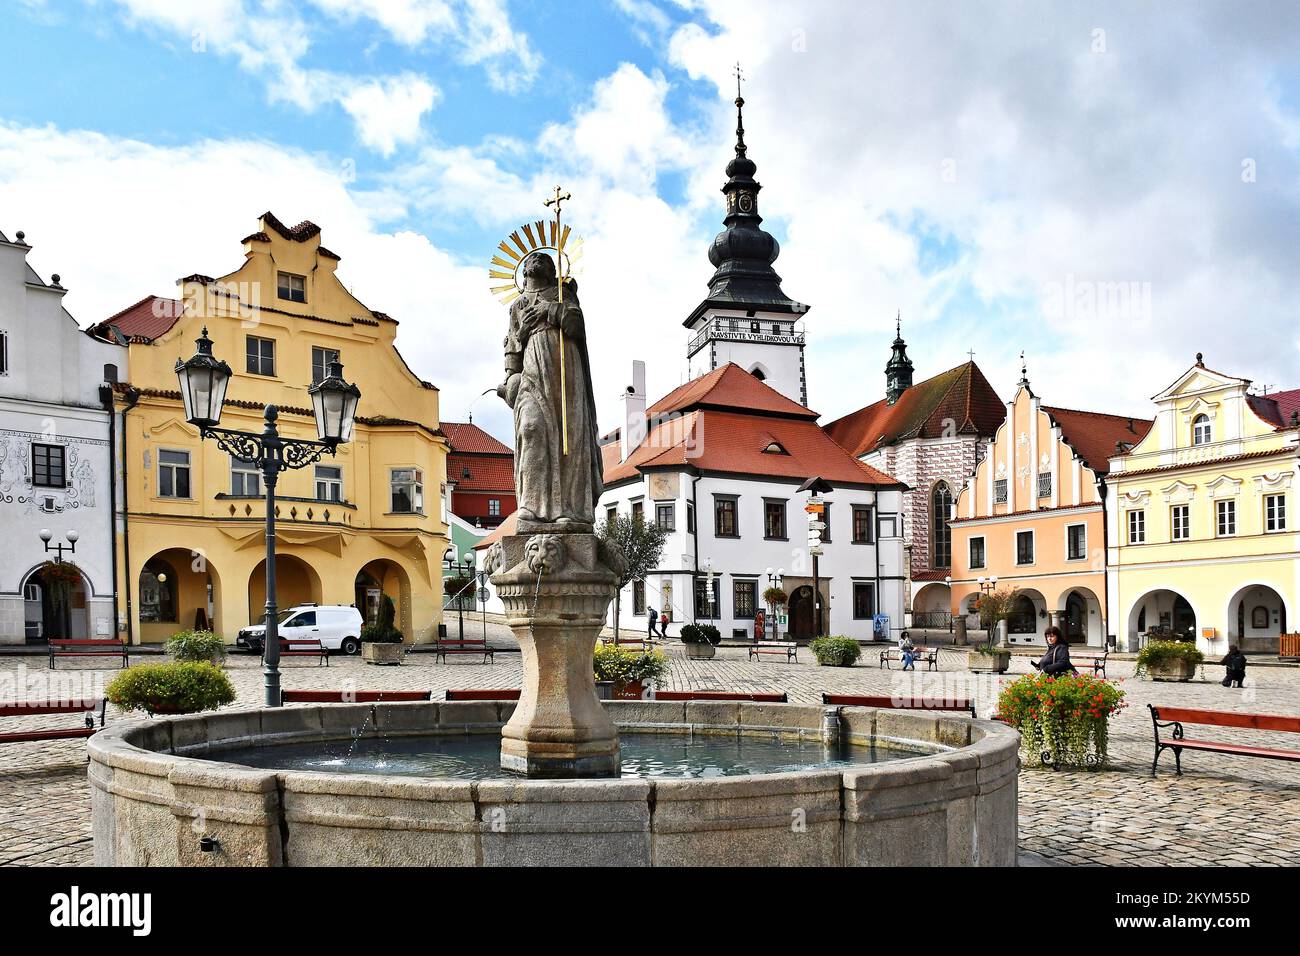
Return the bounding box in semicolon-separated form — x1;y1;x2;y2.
949;366;1151;647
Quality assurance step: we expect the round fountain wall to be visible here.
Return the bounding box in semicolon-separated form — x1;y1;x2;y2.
88;700;1019;867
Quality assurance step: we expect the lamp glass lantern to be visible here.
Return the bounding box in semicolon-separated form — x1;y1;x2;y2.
174;327;232;428
307;359;361;446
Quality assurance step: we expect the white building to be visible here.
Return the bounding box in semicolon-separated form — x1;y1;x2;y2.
600;363;907;640
0;229;124;644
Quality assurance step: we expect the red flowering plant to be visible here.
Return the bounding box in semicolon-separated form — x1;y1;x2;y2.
996;671;1125;768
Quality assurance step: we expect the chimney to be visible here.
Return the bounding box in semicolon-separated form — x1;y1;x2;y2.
621;360;647;462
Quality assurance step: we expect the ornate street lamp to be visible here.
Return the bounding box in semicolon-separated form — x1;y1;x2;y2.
176;327;360;706
39;528;79;563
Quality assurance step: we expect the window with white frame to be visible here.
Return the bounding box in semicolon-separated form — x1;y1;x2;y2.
390;468;423;513
968;536;986;570
158;449;191;498
231;457;261;496
656;502;675;531
1127;509;1146;544
277;271;306;303
1171;504;1191;541
1066;523;1087;561
1216;499;1236;537
1192;414;1212;446
1265;493;1287;532
1015;530;1034;565
315;464;343;502
32;443;67;488
488;498;501;517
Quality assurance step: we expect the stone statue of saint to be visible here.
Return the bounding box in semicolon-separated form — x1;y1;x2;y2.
498;251;602;530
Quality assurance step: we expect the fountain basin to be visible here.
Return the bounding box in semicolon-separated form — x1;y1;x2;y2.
88;700;1020;867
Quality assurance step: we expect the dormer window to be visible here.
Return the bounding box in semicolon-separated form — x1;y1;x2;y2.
751;368;767;381
277;271;306;303
761;441;787;455
1192;414;1212;446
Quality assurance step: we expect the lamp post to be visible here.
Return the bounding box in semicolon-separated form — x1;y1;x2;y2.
765;566;784;640
176;327;359;707
444;553;476;641
944;574;952;635
39;529;79;563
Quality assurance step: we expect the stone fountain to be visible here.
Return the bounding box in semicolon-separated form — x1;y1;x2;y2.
485;248;626;778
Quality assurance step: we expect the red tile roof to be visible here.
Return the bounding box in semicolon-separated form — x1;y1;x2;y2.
604;369;904;489
648;363;818;420
443;421;513;455
448;453;514;492
1114;447;1288;480
91;295;185;343
823;361;1005;458
1041;406;1153;474
473;511;518;550
1248;388;1300;430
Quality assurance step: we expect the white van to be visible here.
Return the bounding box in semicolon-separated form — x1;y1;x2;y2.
236;604;365;656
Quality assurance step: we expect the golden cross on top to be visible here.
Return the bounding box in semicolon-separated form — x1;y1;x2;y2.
544;185;570;216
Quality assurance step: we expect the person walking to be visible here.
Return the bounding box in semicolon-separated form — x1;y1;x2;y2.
1220;645;1247;688
646;606;660;639
1030;625;1076;675
659;609;671;640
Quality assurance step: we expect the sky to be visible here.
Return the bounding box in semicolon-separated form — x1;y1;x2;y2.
3;0;1300;445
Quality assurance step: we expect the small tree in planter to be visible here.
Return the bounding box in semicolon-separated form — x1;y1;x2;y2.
106;662;236;716
362;594;405;664
969;587;1019;672
597;514;668;640
810;636;861;667
997;671;1125;768
593;643;669;698
166;629;227;664
679;622;722;659
1136;640;1204;681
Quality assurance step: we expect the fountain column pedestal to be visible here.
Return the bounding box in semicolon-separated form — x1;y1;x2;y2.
488;529;624;778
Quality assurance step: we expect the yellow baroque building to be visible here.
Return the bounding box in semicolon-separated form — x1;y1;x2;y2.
95;212;449;645
1104;357;1299;654
950;367;1151;647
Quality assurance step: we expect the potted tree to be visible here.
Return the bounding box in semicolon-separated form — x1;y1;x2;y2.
1136;639;1204;682
361;594;405;665
679;622;722;659
106;661;236;717
597;513;667;641
968;588;1018;673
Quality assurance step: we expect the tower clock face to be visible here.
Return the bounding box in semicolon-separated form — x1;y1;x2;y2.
737;191;754;213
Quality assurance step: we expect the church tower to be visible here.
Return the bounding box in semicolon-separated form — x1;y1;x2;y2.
885;312;914;405
685;77;810;405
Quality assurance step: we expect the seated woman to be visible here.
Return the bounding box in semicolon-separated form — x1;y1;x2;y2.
898;633;917;671
1030;625;1076;675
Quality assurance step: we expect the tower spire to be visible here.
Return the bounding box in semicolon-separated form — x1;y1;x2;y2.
885;311;914;405
733;61;747;159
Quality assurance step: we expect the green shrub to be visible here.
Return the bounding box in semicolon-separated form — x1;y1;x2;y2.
1135;639;1204;677
997;672;1126;768
679;623;722;645
106;662;236;716
810;636;861;667
361;595;404;643
593;644;670;688
165;629;227;664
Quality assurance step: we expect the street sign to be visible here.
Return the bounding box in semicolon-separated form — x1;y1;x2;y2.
478;587;490;603
807;520;826;531
804;502;824;514
809;546;823;556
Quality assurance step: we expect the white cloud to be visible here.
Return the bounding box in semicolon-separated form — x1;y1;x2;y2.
339;74;440;156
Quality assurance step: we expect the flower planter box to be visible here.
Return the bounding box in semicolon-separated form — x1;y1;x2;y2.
683;642;716;660
362;642;404;666
967;649;1011;673
1147;658;1196;682
612;680;646;700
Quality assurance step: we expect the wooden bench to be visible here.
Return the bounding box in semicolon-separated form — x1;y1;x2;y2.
48;639;128;669
0;698;107;744
749;641;797;663
274;638;329;666
445;689;519;701
879;646;939;671
601;635;651;651
654;691;788;702
1148;704;1300;776
281;690;431;703
1070;646;1109;678
435;637;494;664
822;693;976;717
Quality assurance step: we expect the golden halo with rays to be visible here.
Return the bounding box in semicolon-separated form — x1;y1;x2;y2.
487;219;584;305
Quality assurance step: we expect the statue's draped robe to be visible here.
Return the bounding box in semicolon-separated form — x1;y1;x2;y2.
505;284;602;524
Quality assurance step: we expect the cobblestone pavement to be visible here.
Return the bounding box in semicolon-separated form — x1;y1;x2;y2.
2;635;1297;866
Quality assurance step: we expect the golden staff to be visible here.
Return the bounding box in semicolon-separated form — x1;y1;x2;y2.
544;185;571;456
